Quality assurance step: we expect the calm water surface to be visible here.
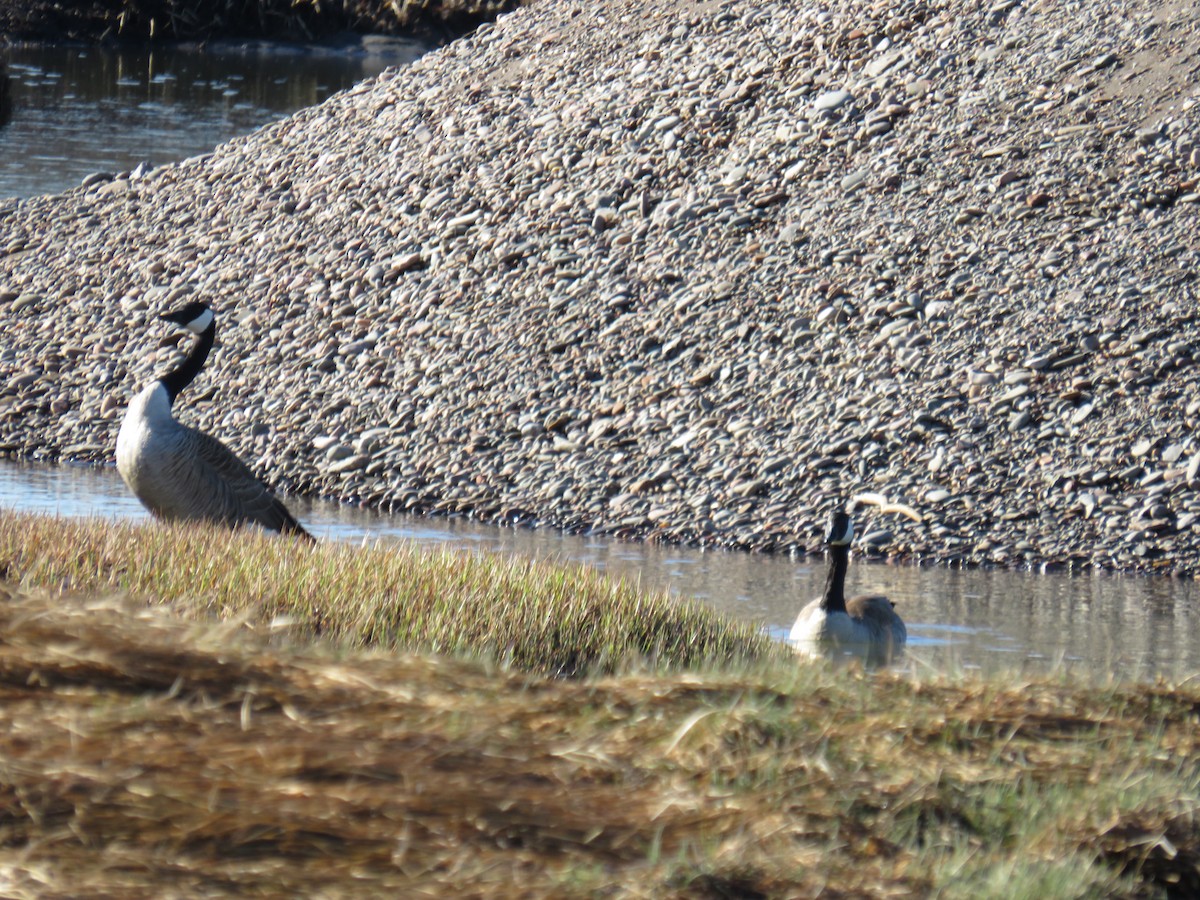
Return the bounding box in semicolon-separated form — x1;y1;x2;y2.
0;37;429;199
2;460;1198;681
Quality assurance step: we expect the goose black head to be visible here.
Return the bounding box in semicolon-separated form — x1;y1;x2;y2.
824;509;854;546
161;301;215;335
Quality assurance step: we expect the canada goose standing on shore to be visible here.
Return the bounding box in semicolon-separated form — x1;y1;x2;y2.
116;301;312;540
789;509;906;657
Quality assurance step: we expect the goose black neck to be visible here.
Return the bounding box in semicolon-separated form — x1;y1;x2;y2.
821;544;849;614
160;321;215;404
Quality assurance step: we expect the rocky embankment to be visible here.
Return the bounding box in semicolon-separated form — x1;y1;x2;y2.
2;0;1199;572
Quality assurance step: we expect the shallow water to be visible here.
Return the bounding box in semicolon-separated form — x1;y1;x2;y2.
2;460;1198;681
0;37;428;199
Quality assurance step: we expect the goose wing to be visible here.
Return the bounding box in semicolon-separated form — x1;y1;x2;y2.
845;594;894;615
846;594;907;645
187;426;312;538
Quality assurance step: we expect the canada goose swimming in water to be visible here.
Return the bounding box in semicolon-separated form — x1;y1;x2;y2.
789;509;906;658
116;301;313;540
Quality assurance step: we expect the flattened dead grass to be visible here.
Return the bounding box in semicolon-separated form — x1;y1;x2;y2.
1;511;1198;896
0;586;1197;898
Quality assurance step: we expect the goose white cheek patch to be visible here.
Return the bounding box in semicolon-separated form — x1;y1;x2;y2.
827;517;854;545
186;308;214;334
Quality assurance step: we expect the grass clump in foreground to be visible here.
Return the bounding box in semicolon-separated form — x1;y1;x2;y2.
0;511;1198;897
0;509;776;675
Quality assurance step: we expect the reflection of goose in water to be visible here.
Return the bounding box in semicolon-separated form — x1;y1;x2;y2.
789;509;906;660
116;301;312;540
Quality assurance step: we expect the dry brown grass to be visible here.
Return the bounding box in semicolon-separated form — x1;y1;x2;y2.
0;586;838;897
1;512;1198;896
0;587;1198;896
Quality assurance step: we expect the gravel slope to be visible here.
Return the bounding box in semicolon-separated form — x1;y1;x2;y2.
2;0;1199;572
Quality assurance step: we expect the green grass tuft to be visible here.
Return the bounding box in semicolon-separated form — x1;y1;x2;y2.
0;509;778;675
